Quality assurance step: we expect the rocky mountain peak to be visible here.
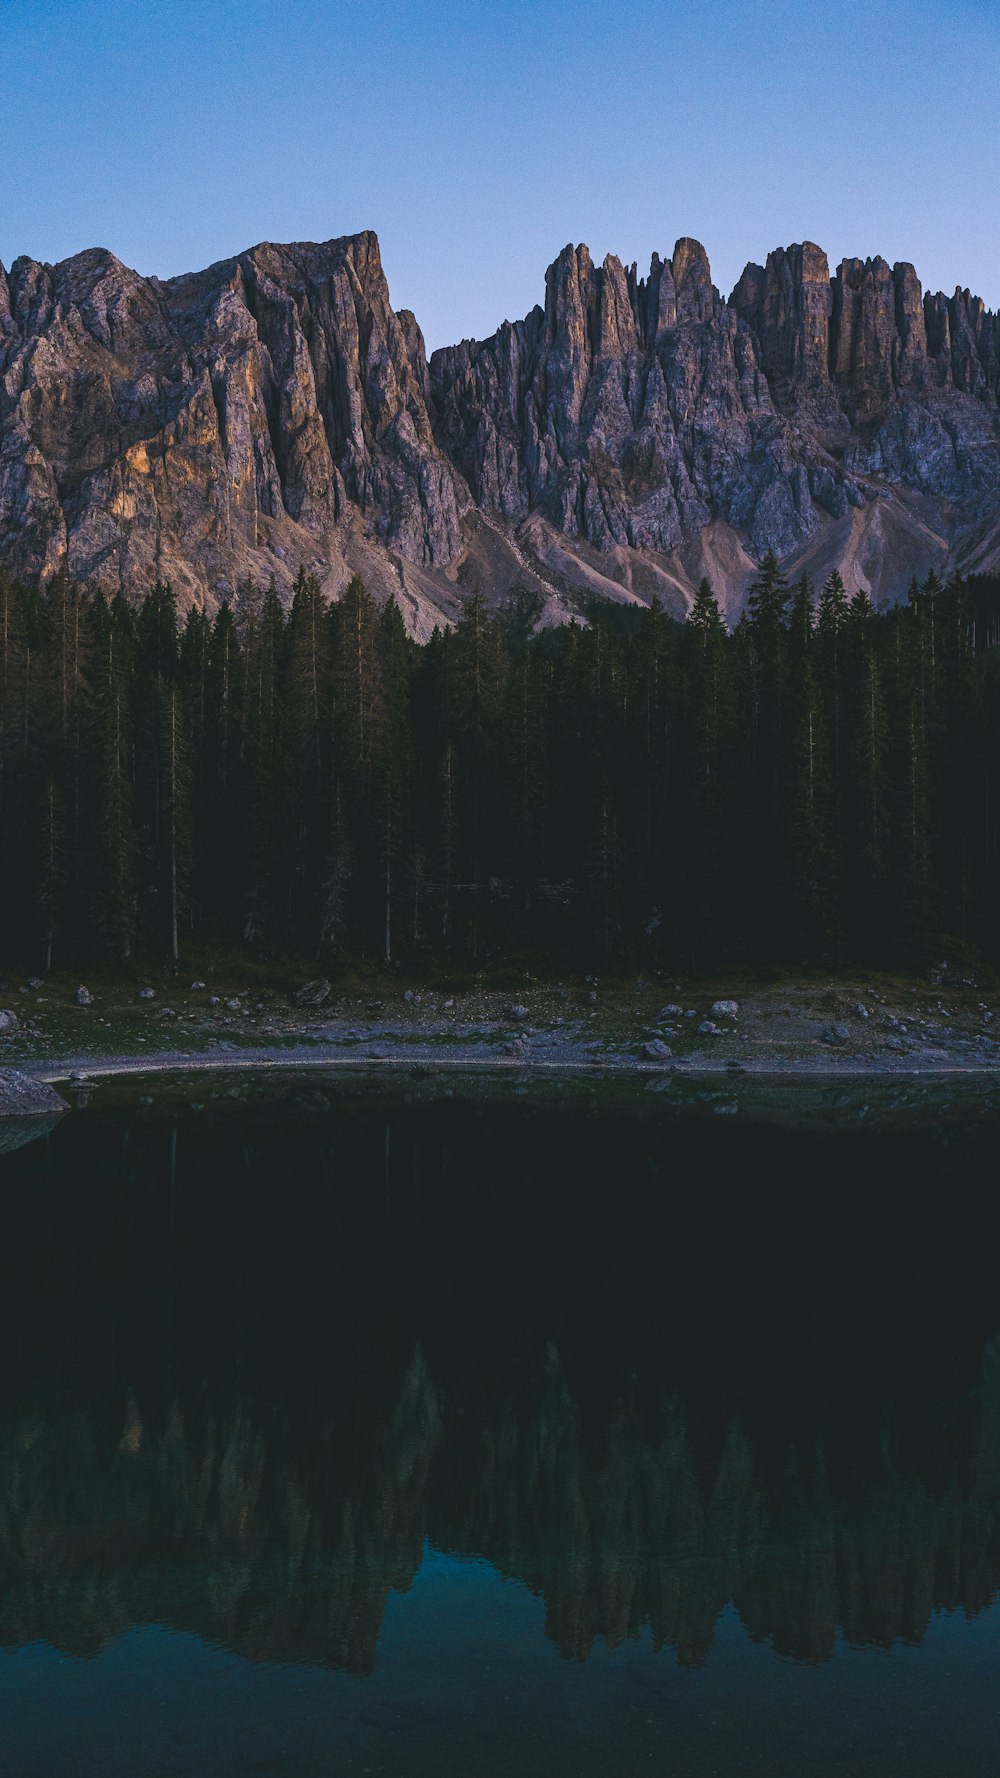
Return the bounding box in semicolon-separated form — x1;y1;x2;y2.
2;226;1000;626
731;242;832;391
671;237;715;323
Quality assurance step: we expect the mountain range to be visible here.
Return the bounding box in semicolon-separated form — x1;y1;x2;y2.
2;228;999;632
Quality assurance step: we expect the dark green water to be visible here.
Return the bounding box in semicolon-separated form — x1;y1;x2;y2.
1;1072;1000;1776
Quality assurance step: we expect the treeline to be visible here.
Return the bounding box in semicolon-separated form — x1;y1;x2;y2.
1;560;999;973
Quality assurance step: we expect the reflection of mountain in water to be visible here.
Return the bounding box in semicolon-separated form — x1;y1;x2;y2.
1;1093;1000;1673
2;1336;999;1671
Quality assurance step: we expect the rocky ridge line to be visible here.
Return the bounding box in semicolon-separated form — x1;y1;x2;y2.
2;229;1000;626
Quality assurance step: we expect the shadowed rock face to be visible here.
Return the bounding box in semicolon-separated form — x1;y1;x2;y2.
2;230;1000;623
432;239;1000;597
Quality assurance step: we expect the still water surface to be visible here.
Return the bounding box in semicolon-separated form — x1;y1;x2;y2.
1;1073;999;1775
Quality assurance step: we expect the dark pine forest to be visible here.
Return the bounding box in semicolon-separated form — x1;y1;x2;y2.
2;559;999;977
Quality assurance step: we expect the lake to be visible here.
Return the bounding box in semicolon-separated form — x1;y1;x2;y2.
1;1071;999;1775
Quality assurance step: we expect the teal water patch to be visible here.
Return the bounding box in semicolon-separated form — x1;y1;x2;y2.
2;1562;999;1777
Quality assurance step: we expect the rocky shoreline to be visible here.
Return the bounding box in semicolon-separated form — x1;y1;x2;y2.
3;975;999;1089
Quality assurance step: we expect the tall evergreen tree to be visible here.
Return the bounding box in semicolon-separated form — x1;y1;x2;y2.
783;576;837;955
83;593;137;961
844;589;889;954
241;578;289;945
678;579;731;958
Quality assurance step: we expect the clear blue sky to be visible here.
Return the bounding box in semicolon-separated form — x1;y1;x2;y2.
4;0;998;352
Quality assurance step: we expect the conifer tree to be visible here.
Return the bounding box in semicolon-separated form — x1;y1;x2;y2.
83;593;136;961
500;621;548;922
439;590;507;952
783;576;837;954
844;589;888;954
934;574;984;952
241;578;288;944
178;606;212;936
331;573;385;953
31;772;66;972
135;583;186;957
201;601;244;940
740;552;791;953
376;595;416;962
679;579;730;957
40;571;88;954
627;598;675;944
285;572;331;946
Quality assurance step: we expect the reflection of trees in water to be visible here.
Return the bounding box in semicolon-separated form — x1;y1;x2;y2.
2;1338;999;1672
0;1350;440;1672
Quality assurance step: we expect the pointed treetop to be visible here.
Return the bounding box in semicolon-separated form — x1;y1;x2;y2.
818;570;849;632
747;550;788;632
688;576;725;633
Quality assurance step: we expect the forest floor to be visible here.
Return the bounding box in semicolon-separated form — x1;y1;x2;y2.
2;965;1000;1082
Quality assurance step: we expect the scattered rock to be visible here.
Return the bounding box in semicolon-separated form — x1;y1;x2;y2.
819;1023;850;1045
207;996;221;1008
294;979;331;1008
225;998;241;1012
643;1038;673;1061
26;978;43;992
659;1004;682;1018
710;1000;739;1018
75;985;93;1006
852;1002;870;1019
507;1004;530;1021
0;1011;20;1034
697;1020;723;1036
403;989;415;1003
0;1069;67;1118
190;980;206;991
137;987;155;1001
156;1007;177;1020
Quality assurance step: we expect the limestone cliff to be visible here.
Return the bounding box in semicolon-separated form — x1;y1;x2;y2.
2;229;999;626
433;238;1000;616
0;234;467;635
